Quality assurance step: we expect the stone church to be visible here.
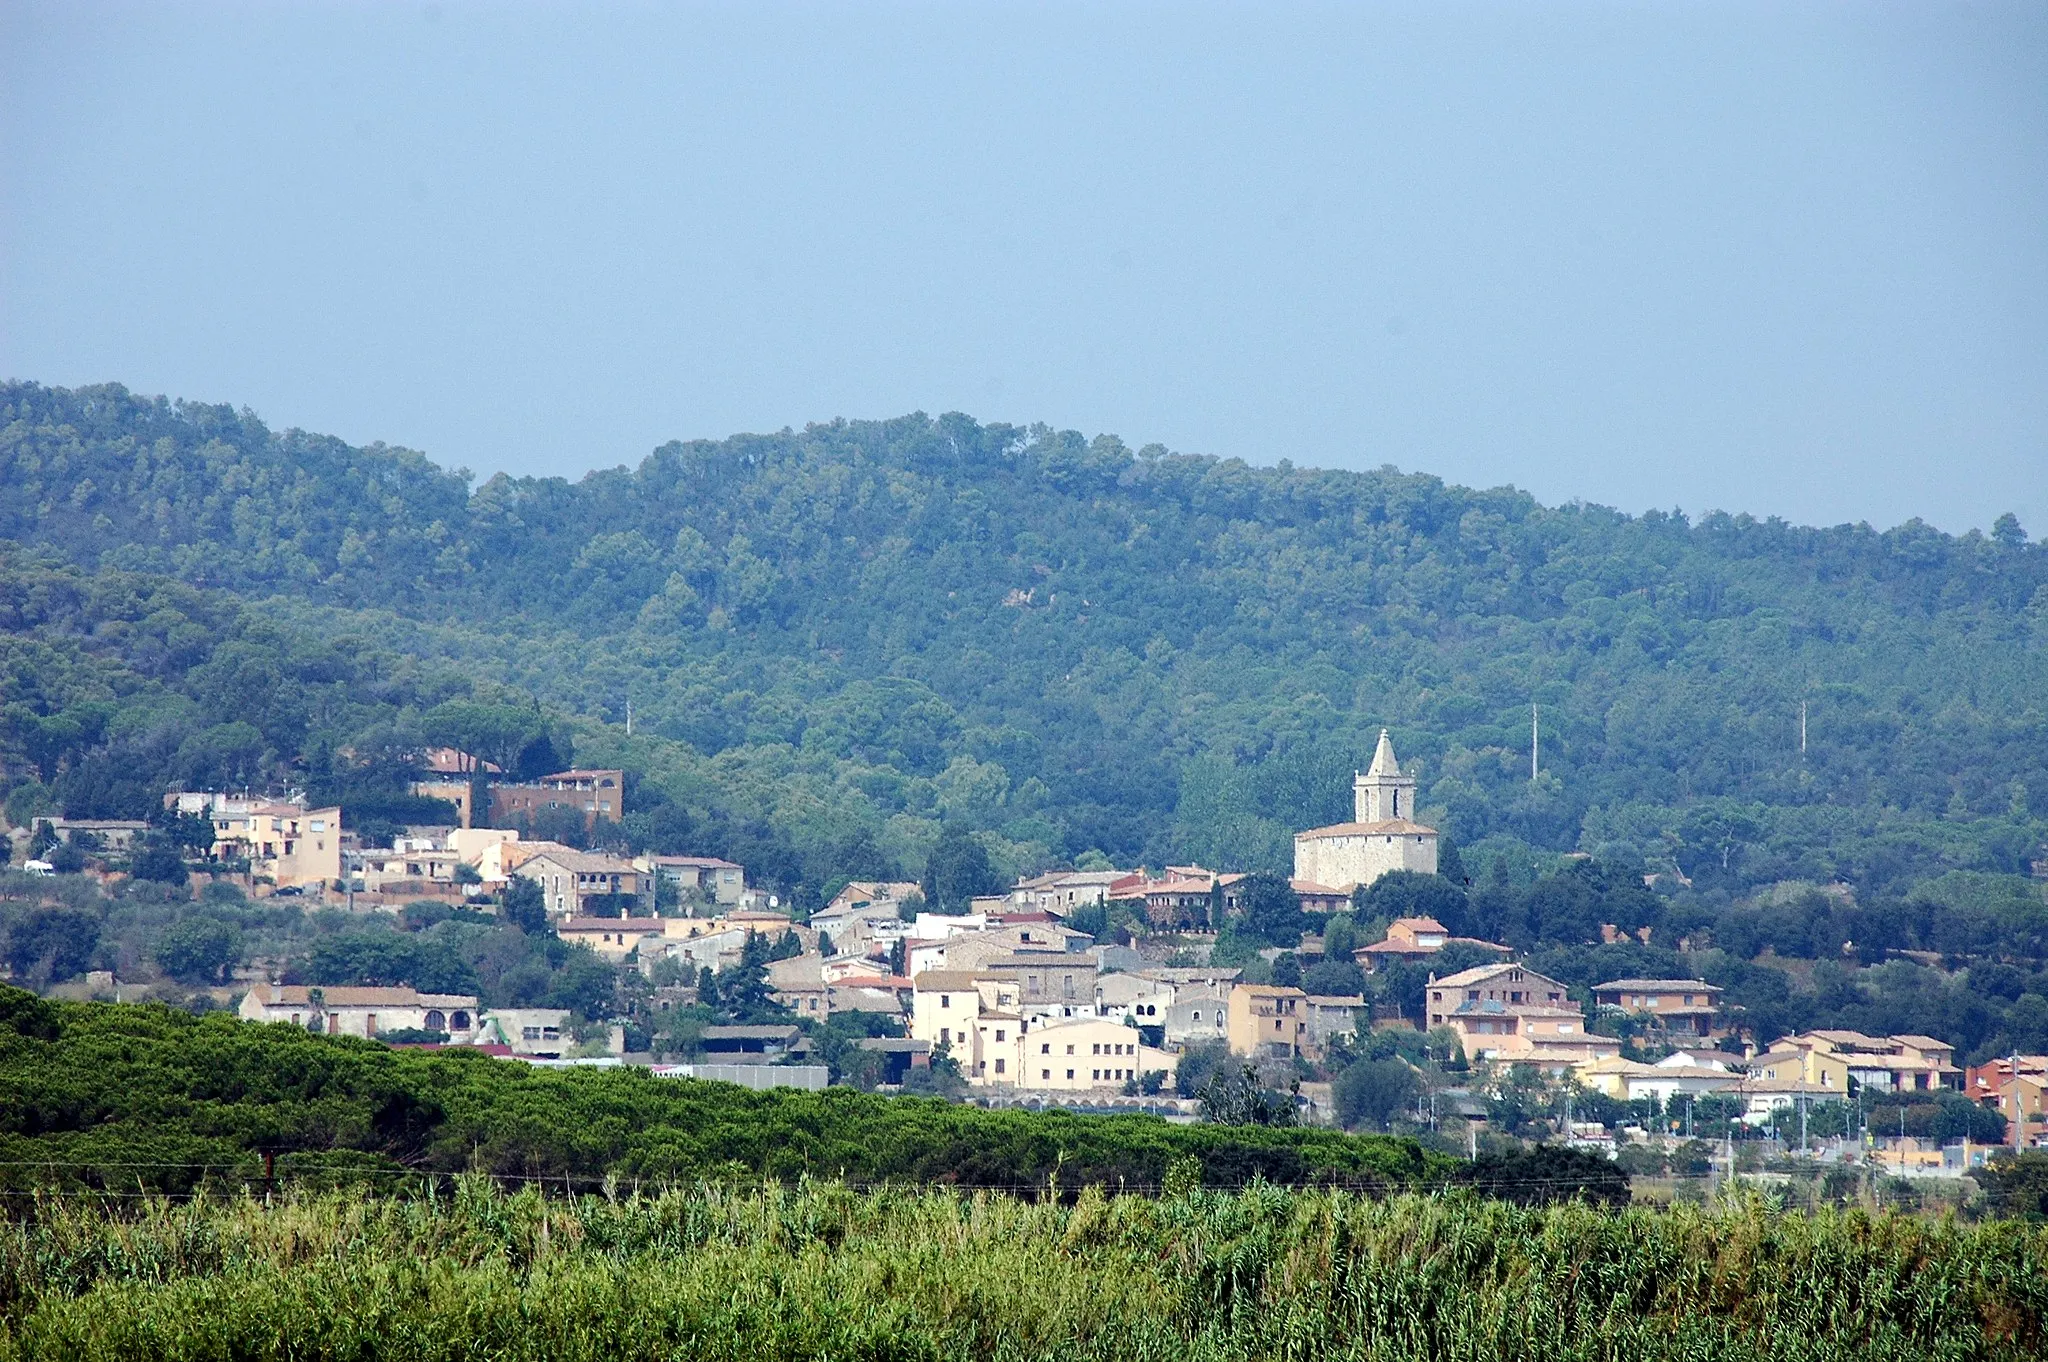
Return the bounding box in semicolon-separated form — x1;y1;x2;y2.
1292;729;1439;893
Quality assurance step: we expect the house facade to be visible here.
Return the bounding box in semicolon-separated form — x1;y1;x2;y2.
1303;995;1366;1050
468;1007;573;1058
239;983;479;1039
1590;978;1725;1038
1008;1017;1177;1092
1578;1053;1740;1103
1013;869;1126;916
1425;962;1615;1068
354;847;469;899
1354;916;1511;974
1141;877;1217;929
207;802;344;889
1228;984;1309;1059
638;854;746;905
1965;1055;2048;1147
1165;991;1231;1047
555;916;664;961
976;952;1099;1019
487;769;625;829
910;970;1013;1062
511;847;646;918
1752;1030;1961;1094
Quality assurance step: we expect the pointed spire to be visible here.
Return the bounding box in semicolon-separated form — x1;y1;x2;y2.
1368;727;1400;777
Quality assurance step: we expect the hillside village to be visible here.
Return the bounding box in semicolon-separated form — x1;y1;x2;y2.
10;728;2043;1185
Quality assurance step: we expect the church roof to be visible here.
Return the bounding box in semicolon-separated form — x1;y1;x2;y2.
1367;728;1402;778
1295;818;1437;839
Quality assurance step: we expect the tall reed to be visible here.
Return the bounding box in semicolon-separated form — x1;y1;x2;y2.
0;1181;2039;1361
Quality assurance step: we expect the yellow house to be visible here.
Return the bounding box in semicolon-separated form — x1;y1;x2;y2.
1753;1030;1960;1095
1009;1016;1176;1092
555;916;665;961
1228;984;1309;1059
210;802;343;890
910;970;1022;1078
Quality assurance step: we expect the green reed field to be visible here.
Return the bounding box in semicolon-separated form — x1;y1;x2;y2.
0;1180;2041;1362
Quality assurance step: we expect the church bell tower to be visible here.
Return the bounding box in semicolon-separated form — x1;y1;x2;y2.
1353;728;1416;823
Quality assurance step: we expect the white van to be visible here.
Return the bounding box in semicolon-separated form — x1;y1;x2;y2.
22;860;55;876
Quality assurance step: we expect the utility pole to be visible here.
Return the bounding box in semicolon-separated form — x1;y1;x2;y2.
625;699;633;737
1531;704;1540;781
1799;700;1808;757
2012;1051;2023;1151
1799;1089;1808;1154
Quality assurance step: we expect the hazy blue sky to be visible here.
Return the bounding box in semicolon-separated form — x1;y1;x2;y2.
5;2;2044;535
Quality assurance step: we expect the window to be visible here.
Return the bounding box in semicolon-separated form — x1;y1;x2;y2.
1092;1043;1101;1055
1467;990;1479;1001
995;1029;1006;1042
1066;1044;1075;1055
1042;1069;1051;1080
941;995;950;1008
1092;1069;1100;1081
1041;1043;1050;1054
1066;1069;1075;1080
941;1028;951;1044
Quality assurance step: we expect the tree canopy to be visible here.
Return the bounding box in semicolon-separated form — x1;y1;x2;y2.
2;379;2045;922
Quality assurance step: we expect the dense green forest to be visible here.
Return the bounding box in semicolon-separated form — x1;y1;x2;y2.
5;379;2045;891
0;985;1474;1195
5;380;2048;1062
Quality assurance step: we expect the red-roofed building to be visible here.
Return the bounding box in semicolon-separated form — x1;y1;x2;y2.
1354;917;1511;974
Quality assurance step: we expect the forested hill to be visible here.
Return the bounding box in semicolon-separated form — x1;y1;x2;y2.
4;379;2047;903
